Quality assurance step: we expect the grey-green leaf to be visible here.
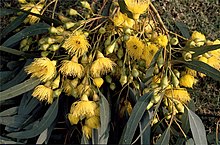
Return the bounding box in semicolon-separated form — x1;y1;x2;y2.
155;127;170;145
182;60;220;82
97;91;110;144
0;8;17;16
0;107;18;117
185;44;220;58
36;129;48;144
188;109;207;145
0;13;28;40
2;22;50;47
119;92;153;144
185;138;195;145
0;46;35;58
7;99;59;139
0;78;40;102
175;21;190;38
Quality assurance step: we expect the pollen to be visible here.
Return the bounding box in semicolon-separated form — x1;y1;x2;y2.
164;88;191;104
179;74;195;88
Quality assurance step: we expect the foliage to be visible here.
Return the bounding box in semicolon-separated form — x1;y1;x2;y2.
0;0;220;144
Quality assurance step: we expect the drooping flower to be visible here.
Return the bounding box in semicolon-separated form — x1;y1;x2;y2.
154;34;168;48
82;125;92;139
179;74;195;88
124;0;150;20
25;57;57;82
70;100;98;119
68;114;80;125
185;67;197;77
93;77;104;88
32;84;53;104
62;33;89;57
190;31;206;46
59;56;84;78
90;51;116;77
164;88;191;104
85;116;100;129
141;43;159;67
126;36;144;60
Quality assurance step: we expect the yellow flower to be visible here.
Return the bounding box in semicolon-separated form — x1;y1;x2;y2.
207;57;220;71
82;125;92;139
185;67;197;77
85;116;100;129
90;51;116;77
68;114;80;125
63;78;78;96
59;56;84;78
25;57;57;82
154;34;168;48
179;74;194;88
32;84;53;104
164;88;191;104
70;100;98;119
190;31;206;46
93;77;104;88
126;36;144;60
141;43;159;67
124;0;150;20
112;11;134;28
62;33;89;57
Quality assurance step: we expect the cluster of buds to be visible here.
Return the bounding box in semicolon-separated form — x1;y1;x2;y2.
21;0;220;138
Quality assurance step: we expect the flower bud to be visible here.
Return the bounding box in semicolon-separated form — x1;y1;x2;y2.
40;43;50;51
175;102;184;113
124;28;131;35
20;38;28;48
53;88;62;98
157;51;164;69
123;34;130;41
105;75;112;84
104;36;111;47
49;26;58;34
93;77;104;88
99;27;106;34
173;69;180;78
81;1;92;11
93;93;100;101
151;117;158;125
41;51;49;57
160;75;168;89
68;8;78;16
117;48;124;59
51;75;60;89
106;42;116;55
120;75;127;86
170;37;179;45
65;22;76;29
183;51;192;61
171;71;179;88
49;44;60;51
132;68;139;78
146;101;154;110
151;94;161;104
110;83;116;90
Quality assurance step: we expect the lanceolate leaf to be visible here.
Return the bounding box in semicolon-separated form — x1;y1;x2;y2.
7;99;59;139
0;46;35;58
0;8;17;16
36;129;48;144
0;13;28;40
187;109;208;145
185;44;220;58
0;59;32;91
119;92;153;144
0;107;18;117
2;23;50;47
118;0;133;19
175;21;190;38
97;91;110;144
182;60;220;82
0;78;41;102
155;127;170;145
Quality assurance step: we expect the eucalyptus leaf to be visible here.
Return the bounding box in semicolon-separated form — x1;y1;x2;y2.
187;109;207;145
155;127;170;145
97;91;110;144
0;114;29;128
2;22;50;47
0;59;32;91
0;13;28;40
0;46;35;58
0;71;14;84
139;110;152;145
36;129;48;144
119;92;153;144
0;8;17;16
7;99;59;139
118;0;133;19
185;138;195;145
0;78;40;102
18;91;32;115
175;21;190;38
0;106;18;117
182;60;220;82
185;44;220;58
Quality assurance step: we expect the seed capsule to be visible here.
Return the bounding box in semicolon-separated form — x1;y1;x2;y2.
49;26;58;34
132;68;139;78
182;51;192;61
65;22;76;29
110;83;116;90
41;51;49;57
99;27;106;34
105;75;112;84
49;44;60;51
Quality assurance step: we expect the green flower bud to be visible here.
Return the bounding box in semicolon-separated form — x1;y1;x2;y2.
117;48;124;59
123;34;130;41
99;27;106;34
68;8;78;16
110;83;116;90
120;75;127;86
160;75;168;89
65;22;76;29
170;37;179;45
53;88;62;98
106;42;116;55
105;75;112;83
132;68;139;78
41;51;49;57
